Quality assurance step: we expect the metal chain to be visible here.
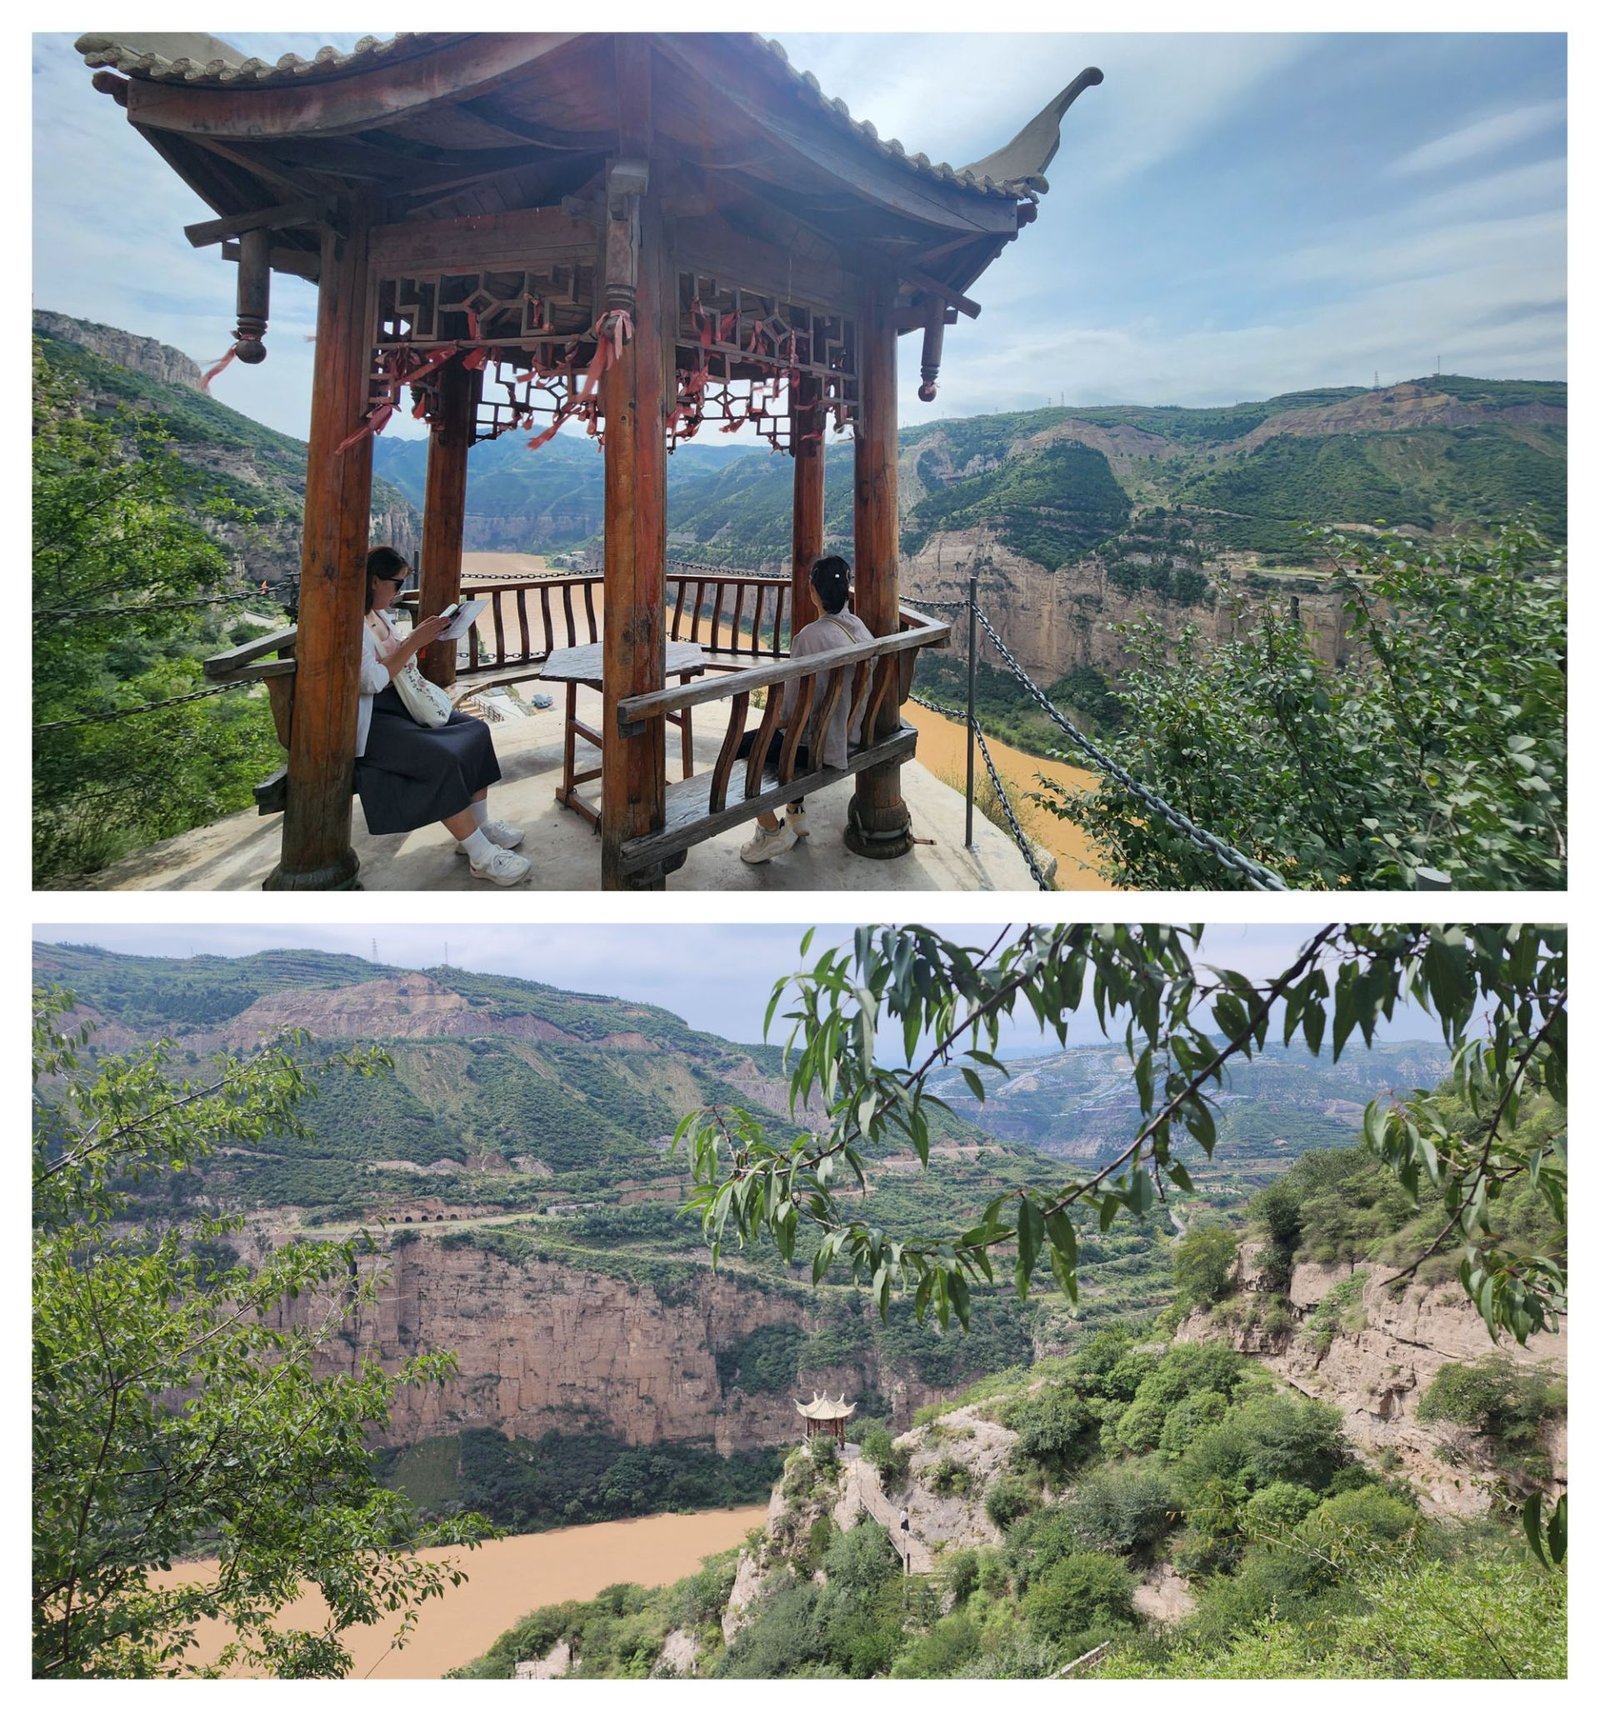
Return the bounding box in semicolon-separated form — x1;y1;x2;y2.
967;605;1287;891
34;590;284;624
35;679;251;732
908;690;1051;890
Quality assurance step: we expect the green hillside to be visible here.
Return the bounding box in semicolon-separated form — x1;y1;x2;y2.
33;318;418;577
367;373;1565;574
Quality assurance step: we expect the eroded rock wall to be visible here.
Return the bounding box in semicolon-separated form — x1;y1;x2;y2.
1178;1261;1566;1518
278;1244;943;1454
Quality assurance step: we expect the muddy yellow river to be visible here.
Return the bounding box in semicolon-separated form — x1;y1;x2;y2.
150;1504;765;1679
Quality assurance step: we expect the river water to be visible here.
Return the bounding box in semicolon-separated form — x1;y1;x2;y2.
149;1504;766;1679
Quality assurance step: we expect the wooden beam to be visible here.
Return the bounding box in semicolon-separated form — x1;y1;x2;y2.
220;239;320;281
416;359;476;690
600;38;667;891
367;205;597;273
791;374;824;639
185;196;327;248
899;266;981;320
266;210;374;891
846;274;912;861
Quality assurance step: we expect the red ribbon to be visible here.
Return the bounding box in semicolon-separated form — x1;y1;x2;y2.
200;344;239;391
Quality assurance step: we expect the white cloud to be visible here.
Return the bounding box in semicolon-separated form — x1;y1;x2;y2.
1389;97;1566;176
775;31;1318;193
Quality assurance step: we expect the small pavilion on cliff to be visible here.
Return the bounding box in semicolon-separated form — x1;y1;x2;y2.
75;32;1100;890
795;1391;855;1448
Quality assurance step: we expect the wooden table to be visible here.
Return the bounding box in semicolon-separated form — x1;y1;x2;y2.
541;640;708;828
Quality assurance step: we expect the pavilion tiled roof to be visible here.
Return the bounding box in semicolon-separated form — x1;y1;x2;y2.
795;1391;857;1421
75;32;1090;201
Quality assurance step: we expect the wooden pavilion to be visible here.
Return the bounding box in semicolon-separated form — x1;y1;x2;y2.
76;32;1100;889
795;1391;856;1448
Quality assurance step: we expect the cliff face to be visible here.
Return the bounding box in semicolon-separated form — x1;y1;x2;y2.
286;1243;946;1454
903;530;1352;685
33;309;203;389
1178;1248;1567;1518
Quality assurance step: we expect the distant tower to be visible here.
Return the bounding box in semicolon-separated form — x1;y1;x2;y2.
371;937;378;963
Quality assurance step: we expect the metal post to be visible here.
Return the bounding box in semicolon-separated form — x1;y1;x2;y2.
964;574;978;848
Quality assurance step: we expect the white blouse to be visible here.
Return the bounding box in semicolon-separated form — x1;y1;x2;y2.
356;614;396;758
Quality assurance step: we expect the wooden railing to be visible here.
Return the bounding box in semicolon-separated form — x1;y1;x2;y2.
201;625;299;744
400;567;795;690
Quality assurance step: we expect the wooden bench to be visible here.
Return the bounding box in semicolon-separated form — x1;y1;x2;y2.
612;614;950;877
202;582;943;829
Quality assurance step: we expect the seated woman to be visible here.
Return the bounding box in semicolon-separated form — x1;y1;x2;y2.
357;546;531;886
738;554;872;864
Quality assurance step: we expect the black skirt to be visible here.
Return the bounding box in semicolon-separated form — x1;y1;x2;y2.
735;726;812;802
355;686;502;836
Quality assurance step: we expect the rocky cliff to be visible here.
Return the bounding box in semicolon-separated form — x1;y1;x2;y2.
285;1242;949;1455
1177;1245;1567;1519
33;309;203;389
903;529;1352;683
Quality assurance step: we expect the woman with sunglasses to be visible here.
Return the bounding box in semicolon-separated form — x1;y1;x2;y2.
356;546;531;885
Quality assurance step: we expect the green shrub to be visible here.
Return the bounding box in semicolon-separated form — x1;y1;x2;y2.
1003;1385;1099;1477
945;1548;981;1605
1417;1357;1564;1476
1295;1486;1417;1555
890;1612;983;1677
928;1457;973;1498
1156;1388;1229;1460
1023;1552;1137;1643
861;1425;911;1490
1240;1481;1321;1541
984;1473;1038;1531
1177;1394;1348;1502
1061;1461;1180;1556
1173;1225;1239;1305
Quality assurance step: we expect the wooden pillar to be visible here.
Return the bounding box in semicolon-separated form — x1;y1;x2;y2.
416;358;476;689
266;209;373;890
846;276;913;860
790;375;824;640
600;40;667;891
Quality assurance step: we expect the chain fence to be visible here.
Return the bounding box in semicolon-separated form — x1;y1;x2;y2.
905;589;1288;892
34;679;254;733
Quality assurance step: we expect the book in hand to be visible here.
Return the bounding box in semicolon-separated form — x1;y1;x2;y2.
436;598;487;642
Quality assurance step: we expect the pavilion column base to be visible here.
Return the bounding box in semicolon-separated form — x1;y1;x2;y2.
262;850;362;891
844;780;913;861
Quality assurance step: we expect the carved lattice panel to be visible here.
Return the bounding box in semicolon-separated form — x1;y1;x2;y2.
471;355;584;444
366;261;597;430
671;272;859;455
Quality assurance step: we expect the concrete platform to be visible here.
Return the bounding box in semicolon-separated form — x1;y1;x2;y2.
83;689;1040;892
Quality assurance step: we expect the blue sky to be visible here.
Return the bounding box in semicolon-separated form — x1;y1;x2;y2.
31;28;1566;441
32;922;1443;1054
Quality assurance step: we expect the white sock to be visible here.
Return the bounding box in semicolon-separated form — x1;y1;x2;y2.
470;800;489;829
461;828;496;864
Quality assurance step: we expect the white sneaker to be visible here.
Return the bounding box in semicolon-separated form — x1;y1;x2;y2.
785;805;809;840
469;847;532;886
740;821;797;865
456;819;525;856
